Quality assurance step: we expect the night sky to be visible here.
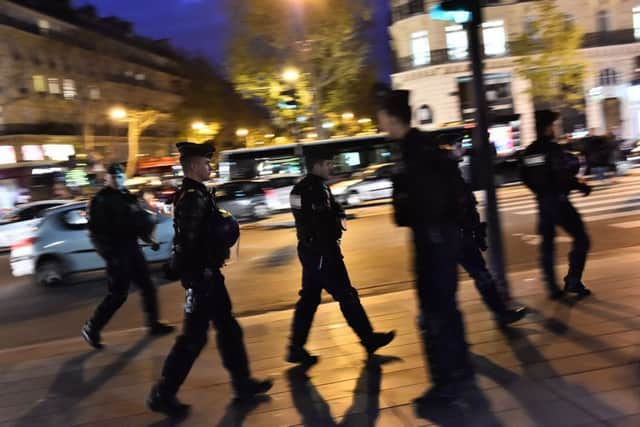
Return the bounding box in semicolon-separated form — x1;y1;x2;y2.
72;0;393;81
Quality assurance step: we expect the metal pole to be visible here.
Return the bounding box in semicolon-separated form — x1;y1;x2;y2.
466;2;510;299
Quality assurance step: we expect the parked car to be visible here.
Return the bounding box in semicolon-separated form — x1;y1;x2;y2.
215;180;272;220
262;175;301;211
0;200;72;252
10;202;174;286
330;163;394;207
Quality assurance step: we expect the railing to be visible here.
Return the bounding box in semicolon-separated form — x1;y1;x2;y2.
392;0;427;23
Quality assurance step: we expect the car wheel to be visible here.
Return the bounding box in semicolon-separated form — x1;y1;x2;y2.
253;203;270;220
346;191;362;206
35;258;66;287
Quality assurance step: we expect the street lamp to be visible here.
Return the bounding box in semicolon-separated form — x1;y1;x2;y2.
191;121;206;131
341;112;354;120
236;128;249;137
282;68;301;83
357;118;372;124
109;107;127;121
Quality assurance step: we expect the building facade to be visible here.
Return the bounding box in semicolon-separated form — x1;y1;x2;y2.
389;0;640;146
0;0;184;163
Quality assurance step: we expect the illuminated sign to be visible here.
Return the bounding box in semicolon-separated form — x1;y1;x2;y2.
0;146;17;164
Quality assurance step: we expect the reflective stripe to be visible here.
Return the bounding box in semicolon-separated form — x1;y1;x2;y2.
524;154;546;166
290;194;302;209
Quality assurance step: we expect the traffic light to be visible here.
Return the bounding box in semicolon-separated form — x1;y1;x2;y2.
278;89;298;109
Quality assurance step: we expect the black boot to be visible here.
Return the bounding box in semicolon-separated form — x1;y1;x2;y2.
564;277;591;296
547;283;565;300
148;321;175;336
495;306;527;326
81;321;103;349
364;331;396;356
286;345;319;366
146;384;190;418
233;377;273;401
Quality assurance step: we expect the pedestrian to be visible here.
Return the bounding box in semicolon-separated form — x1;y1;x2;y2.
147;142;272;418
82;163;174;349
285;150;395;366
377;89;473;407
459;184;526;325
521;110;592;299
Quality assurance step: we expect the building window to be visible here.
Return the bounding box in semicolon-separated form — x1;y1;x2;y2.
599;68;619;86
634;7;640;39
135;73;146;81
38;19;50;34
32;75;46;93
48;78;61;94
89;87;101;100
411;31;431;66
446;25;468;60
597;10;610;32
483;20;507;56
63;79;76;99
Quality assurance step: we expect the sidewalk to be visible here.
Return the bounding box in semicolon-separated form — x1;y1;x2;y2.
0;248;638;426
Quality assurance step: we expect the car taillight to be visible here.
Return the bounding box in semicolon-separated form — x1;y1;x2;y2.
12;236;36;250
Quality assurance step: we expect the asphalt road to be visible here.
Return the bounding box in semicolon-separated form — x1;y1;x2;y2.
0;172;638;349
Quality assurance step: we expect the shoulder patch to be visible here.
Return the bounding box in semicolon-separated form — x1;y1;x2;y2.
290;194;302;209
524;154;546;166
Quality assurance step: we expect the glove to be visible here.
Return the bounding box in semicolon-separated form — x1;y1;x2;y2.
473;222;488;252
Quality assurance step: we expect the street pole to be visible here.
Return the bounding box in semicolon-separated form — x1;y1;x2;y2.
466;1;511;299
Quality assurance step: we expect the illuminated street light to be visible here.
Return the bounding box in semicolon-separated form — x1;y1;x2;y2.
191;121;206;131
236;128;249;137
321;122;334;129
307;132;318;139
282;68;301;82
264;133;275;138
109;107;127;120
358;117;372;124
341;112;355;120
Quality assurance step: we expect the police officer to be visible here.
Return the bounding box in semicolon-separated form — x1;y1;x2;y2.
286;151;395;365
459;184;526;325
521;110;592;299
82;164;174;349
377;89;472;407
147;142;272;417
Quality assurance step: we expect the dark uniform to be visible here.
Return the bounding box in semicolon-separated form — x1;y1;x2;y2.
287;167;394;363
521;110;592;298
82;164;171;348
388;93;472;402
148;142;271;417
459;185;525;324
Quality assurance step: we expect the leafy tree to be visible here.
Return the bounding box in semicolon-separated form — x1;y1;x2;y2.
511;0;586;112
227;0;372;138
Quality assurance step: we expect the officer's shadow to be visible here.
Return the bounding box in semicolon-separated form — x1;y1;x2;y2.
14;336;152;427
286;355;401;427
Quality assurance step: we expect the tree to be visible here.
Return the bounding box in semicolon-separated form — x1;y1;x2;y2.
114;110;169;177
512;0;586;113
227;0;372;138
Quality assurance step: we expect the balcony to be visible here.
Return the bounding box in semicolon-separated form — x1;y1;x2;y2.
582;29;637;48
392;0;427;23
396;46;512;72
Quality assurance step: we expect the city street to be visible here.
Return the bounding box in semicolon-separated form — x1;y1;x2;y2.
0;171;639;350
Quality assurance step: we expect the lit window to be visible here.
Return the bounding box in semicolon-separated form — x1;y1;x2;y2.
411;31;431;66
483;20;507;56
63;79;76;99
597;10;610;32
446;25;468;60
32;75;46;92
89;87;101;100
135;73;146;81
48;78;60;94
634;7;640;39
38;19;50;33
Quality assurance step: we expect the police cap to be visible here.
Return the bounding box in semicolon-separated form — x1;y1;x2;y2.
535;110;559;131
176;141;215;160
107;163;124;175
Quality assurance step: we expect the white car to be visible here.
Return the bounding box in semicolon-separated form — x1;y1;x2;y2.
10;202;174;286
263;175;301;211
0;200;72;252
330;163;394;207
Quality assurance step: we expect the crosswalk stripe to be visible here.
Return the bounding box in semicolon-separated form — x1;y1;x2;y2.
585;209;640;222
501;193;640;213
517;200;640;216
610;219;640;229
